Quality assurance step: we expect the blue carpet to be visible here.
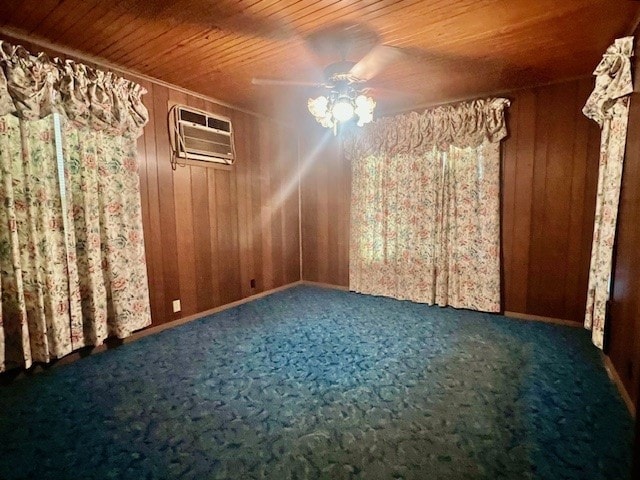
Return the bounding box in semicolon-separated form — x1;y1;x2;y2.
0;286;633;479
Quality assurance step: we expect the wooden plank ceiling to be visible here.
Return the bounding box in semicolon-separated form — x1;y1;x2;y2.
1;0;639;121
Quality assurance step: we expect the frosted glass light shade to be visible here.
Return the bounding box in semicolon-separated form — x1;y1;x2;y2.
308;96;329;117
307;89;375;132
355;95;375;126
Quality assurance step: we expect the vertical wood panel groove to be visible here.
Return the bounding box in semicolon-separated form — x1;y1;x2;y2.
259;122;274;290
153;85;181;323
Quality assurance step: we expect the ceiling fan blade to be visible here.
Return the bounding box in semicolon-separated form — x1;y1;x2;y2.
349;45;405;82
252;78;323;87
305;22;380;61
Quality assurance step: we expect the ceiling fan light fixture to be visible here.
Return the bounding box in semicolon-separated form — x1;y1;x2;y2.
307;88;375;132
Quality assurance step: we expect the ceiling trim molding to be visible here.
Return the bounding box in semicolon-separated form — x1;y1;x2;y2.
0;26;296;128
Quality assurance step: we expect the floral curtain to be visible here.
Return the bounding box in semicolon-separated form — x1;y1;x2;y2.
62;123;151;348
0;115;72;368
0;41;150;371
345;98;509;312
583;36;634;349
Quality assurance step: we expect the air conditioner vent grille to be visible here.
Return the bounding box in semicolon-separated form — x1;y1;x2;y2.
179;109;207;126
208;117;231;132
170;105;235;167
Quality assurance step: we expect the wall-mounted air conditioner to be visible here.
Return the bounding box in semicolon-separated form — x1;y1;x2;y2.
169;104;235;167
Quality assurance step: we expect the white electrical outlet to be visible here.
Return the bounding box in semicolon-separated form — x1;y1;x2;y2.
172;299;181;313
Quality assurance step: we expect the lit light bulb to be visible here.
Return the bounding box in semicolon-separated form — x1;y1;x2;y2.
331;97;355;122
308;89;375;130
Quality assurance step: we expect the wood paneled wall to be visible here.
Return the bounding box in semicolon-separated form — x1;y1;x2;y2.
608;36;640;405
502;78;601;321
136;80;301;326
301;77;601;323
300;127;350;286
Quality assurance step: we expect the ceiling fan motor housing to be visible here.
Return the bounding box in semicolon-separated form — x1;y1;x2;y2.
324;61;359;85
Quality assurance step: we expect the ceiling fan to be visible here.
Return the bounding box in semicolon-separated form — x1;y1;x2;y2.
252;43;405;133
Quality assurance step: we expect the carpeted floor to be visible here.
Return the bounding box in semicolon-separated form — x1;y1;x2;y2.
0;286;633;479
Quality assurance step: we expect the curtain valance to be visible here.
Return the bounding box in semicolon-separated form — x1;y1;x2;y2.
0;41;148;137
582;36;634;127
343;97;510;159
